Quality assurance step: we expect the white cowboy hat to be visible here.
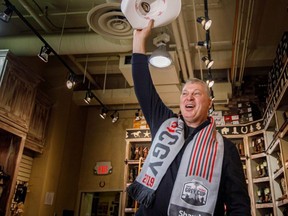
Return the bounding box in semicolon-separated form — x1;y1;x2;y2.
121;0;182;29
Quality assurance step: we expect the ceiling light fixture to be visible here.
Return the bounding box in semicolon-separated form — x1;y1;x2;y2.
202;56;214;69
149;32;172;68
110;111;119;123
38;45;51;63
66;73;76;89
100;107;108;119
0;7;13;23
84;90;93;104
197;16;212;30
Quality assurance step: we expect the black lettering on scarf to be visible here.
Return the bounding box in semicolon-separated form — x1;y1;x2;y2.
148;131;179;176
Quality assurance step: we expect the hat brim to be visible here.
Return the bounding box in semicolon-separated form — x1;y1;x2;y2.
121;0;181;29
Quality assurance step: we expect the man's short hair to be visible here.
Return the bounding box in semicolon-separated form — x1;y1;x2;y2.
182;78;211;97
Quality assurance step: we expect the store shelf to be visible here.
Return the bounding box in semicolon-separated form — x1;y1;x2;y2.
126;160;145;165
273;166;284;180
263;57;288;129
251;152;266;160
267;138;280;155
255;203;274;209
276;198;288;207
253;176;270;183
125;208;136;213
280;121;288;138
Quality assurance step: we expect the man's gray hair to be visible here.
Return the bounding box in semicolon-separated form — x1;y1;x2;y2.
182;78;211;97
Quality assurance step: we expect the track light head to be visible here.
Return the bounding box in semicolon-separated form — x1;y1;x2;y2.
197;16;212;30
206;79;214;88
206;71;214;88
84;90;93;104
110;111;119;123
0;7;13;23
66;73;76;89
38;45;51;63
197;40;211;49
202;56;214;69
100;107;108;119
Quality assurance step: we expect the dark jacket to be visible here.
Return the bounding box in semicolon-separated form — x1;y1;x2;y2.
131;53;251;216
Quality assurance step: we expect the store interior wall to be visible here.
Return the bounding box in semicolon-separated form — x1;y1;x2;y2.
16;56;135;215
11;57;79;216
78;108;132;192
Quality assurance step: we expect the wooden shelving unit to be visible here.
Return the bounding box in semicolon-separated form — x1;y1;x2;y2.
122;129;151;216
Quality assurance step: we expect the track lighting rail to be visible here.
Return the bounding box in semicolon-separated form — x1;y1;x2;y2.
3;0;74;75
2;0;108;110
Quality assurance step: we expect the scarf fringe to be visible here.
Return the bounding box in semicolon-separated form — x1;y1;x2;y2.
127;181;155;208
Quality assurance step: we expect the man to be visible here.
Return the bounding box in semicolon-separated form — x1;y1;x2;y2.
127;20;251;216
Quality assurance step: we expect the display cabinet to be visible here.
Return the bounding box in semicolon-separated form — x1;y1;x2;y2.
262;31;288;216
229;137;249;181
262;31;288;215
265;110;288;215
122;129;151;216
248;132;274;216
0;127;25;216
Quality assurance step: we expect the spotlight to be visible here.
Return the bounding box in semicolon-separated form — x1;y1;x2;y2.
38;45;51;63
206;72;214;88
0;7;13;23
100;107;108;119
197;16;212;30
206;79;214;88
84;90;93;104
197;40;210;49
110;111;119;123
149;33;172;68
66;73;76;89
202;56;214;69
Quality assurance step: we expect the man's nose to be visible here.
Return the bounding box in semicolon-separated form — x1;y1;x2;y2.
187;94;194;100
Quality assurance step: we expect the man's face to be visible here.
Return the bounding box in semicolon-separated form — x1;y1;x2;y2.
180;82;212;127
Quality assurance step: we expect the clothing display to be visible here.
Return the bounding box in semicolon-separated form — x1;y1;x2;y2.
128;53;251;215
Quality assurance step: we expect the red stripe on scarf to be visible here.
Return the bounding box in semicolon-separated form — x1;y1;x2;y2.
188;128;205;176
195;122;213;176
202;118;215;179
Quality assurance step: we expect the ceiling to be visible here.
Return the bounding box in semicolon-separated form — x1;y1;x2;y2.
0;0;287;111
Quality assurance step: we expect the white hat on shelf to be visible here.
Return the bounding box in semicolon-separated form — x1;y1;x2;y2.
121;0;182;29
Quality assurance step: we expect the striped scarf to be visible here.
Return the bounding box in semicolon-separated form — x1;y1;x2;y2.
127;117;224;216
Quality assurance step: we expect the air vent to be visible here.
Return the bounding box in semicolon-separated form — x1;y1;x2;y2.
87;3;133;39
